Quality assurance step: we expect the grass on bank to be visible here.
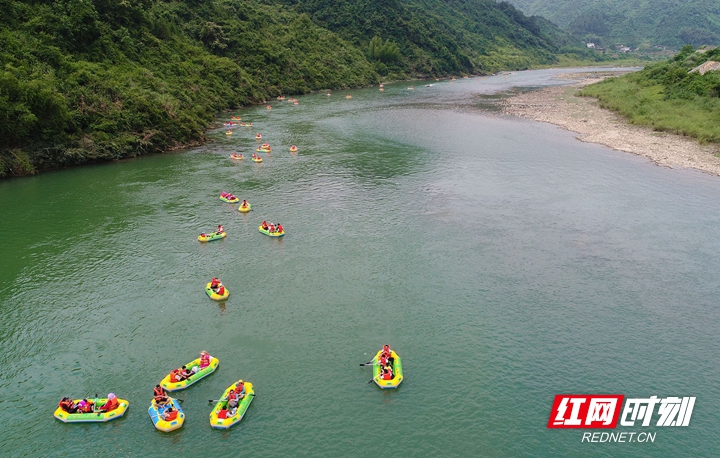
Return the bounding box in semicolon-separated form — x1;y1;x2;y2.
579;46;720;144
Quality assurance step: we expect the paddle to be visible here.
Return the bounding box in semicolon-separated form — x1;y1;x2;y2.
359;361;376;366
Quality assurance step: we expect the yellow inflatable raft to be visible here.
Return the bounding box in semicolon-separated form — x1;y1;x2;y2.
209;381;255;429
238;203;251;213
148;398;184;432
198;231;227;242
372;350;404;389
206;282;229;300
160;356;220;392
54;398;129;423
258;226;284;237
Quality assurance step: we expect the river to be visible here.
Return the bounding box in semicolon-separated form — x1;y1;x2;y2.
1;68;719;457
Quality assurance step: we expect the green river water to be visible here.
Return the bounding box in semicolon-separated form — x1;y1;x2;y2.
1;69;719;457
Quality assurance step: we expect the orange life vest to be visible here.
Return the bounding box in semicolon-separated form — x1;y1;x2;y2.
59;399;75;412
164;409;178;421
153;386;165;399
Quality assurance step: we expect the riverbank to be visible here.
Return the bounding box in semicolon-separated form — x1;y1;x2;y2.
500;72;720;177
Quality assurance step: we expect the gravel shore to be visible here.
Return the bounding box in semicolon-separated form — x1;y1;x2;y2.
500;72;720;177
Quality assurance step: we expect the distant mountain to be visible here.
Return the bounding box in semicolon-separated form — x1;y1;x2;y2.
505;0;720;49
273;0;567;75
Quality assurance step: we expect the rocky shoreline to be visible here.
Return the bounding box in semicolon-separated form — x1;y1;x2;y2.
500;72;720;177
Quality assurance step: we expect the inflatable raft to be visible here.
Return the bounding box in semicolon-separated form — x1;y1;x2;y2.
160;356;220;392
198;231;227;242
220;196;240;203
54;398;129;423
258;226;284;237
256;147;271;152
148;398;184;432
229;154;243;160
289;146;298;153
206;283;229;300
238;203;251;213
209;381;255;429
372;350;403;389
251;157;262;163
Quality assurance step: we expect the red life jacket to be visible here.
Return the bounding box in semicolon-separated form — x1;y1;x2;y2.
228;391;238;402
382;371;393;380
153;387;165;399
217;286;225;295
102;398;119;412
164;410;178;421
170;370;181;383
60;399;75;412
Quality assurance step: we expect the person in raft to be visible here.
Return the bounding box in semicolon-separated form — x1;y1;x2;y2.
217;224;224;234
200;350;212;369
99;393;119;412
234;380;246;399
227;389;240;414
59;397;78;413
76;399;94;413
268;223;275;232
381;367;393;380
210;279;225;296
153;385;169;404
261;221;269;231
163;406;179;421
210;278;225;295
276;223;283;233
381;344;394;366
241;200;249;208
169;368;183;383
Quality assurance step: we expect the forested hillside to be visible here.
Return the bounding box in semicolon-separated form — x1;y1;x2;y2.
0;0;569;176
505;0;720;49
275;0;568;74
581;46;720;142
